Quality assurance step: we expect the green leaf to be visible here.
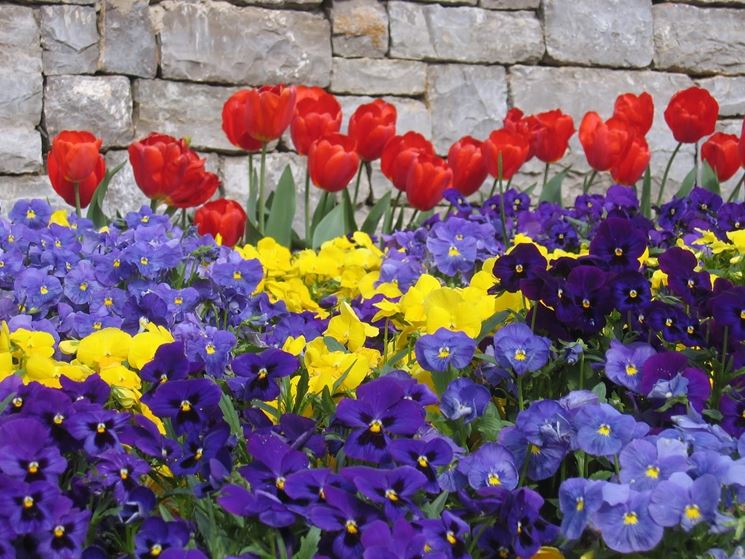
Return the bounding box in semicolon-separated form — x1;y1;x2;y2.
292;528;321;559
219;392;244;443
341;187;357;233
311;191;334;233
247;166;259;222
700;161;721;196
640;166;652;219
361;191;391;236
312;204;346;249
675;167;697;198
265;165;296;247
86;161;125;228
591;381;607;402
323;336;347;353
477;311;508;342
421;491;450;519
538;166;571;204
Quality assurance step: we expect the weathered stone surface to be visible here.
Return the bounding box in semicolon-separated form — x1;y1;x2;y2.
0;175;57;213
331;0;388;58
338;95;432;139
673;0;745;5
231;0;322;6
480;0;539;8
510;65;696;193
100;0;158;78
0;127;42;175
159;0;331;86
40;5;98;75
428;64;508;154
544;0;653;68
134;79;243;152
654;4;745;75
406;0;477;5
16;0;94;5
389;2;543;63
0;6;42;128
697;76;745;117
45;76;134;147
331;58;427;96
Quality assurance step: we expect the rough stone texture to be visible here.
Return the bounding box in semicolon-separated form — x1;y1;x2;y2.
338;95;432;139
331;58;427;96
0;175;57;213
100;0;158;78
159;0;332;86
40;5;98;75
654;4;745;75
134;79;242;152
510;65;696;194
45;76;134;147
331;0;388;58
17;0;94;4
480;0;539;8
389;2;543;63
0;127;43;174
544;0;653;68
697;76;745;117
428;64;508;154
406;0;477;5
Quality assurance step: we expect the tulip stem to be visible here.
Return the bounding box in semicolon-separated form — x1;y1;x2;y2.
657;142;681;207
352;163;363;207
247;153;255;224
694;141;699;185
496;153;509;246
304;168;311;245
258;143;268;235
583;170;597;194
542;162;550;188
73;183;82;218
727;172;745;202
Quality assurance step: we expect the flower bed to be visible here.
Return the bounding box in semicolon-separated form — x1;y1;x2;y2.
0;85;743;559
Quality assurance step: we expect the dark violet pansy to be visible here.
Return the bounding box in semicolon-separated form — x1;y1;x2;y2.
556;265;612;335
140;341;191;385
66;408;129;455
417;510;470;559
228;348;298;402
36;497;90;559
309;486;379;558
134;517;190;559
492;243;547;299
640;352;711;412
218;485;296;528
239;433;308;496
711;286;745;342
414;328;476;373
389;438;453;493
0;479;66;534
148;378;222;434
350;465;427;519
361;518;439;559
0;416;67;483
589;217;647;271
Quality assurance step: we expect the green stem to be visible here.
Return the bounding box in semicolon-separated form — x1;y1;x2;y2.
716;326;729;406
304;167;311;244
657;142;682;207
727;172;745;203
517;375;524;412
694;141;699;185
406;209;419;229
352;163;363;207
246;154;255;238
258;143;268;235
488;178;498;199
497;159;509;246
543;162;550;188
180;208;186;230
73;183;81;218
583;170;597;194
384;190;403;234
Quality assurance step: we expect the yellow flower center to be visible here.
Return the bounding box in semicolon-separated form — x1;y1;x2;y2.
40;285;48;295
12;397;22;408
180;400;192;412
195;447;203;460
113;259;120;268
174;296;183;305
645;465;660;479
740;310;745;320
514;348;527;361
104;297;113;306
369;419;383;433
96;422;106;434
54;525;65;538
623;512;638;526
120;468;129;480
438;346;450;359
684;504;701;521
150;544;162;557
53;413;64;425
345;519;358;535
629;289;638;298
529;444;542;455
160;374;168;384
54;240;62;248
233;271;242;280
701;203;708;211
582;298;591;309
614;247;623;256
276;476;286;490
23;496;34;509
625;363;638;376
487;472;501;486
686;325;694;334
597;423;611;437
576;497;584;511
205;343;216;355
257;367;268;380
93;321;102;330
687;279;695;289
26;209;36;219
448;245;460;257
79;282;88;292
385;489;399;502
140;257;149;266
446;531;457;545
141;216;150;223
455;234;464;240
417;455;429;468
27;461;39;474
515;264;524;274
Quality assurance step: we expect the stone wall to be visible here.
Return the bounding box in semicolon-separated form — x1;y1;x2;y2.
2;0;745;218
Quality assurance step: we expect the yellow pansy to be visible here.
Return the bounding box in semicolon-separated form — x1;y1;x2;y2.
265;278;327;317
651;269;668;292
49;209;71;227
140;403;166;434
424;287;482;338
532;547;565;559
25;354;59;384
129;323;174;370
100;363;142;390
282;335;307;356
10;329;55;359
304;337;372;394
256;237;293;277
399;274;442;326
325;302;379;352
77;328;133;370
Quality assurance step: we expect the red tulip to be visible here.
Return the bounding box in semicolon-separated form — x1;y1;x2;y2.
380;132;434;191
348;99;397;161
194;198;247;247
579;113;632;172
664;87;718;144
290;87;342;156
613;92;654;136
481;129;530;180
610;134;650;186
701;132;741;182
405;153;452;211
47;130;106;209
530;109;575;163
222;85;296;148
308;133;360;193
740;119;745;168
447;136;488;196
503;108;539;160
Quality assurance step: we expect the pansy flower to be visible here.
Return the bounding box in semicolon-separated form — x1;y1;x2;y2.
721;374;745;437
140;341;191;386
458;442;518;490
9;199;52;229
148;378;222;434
593;484;663;554
555;265;612;335
0;417;67;483
335;377;425;462
711;286;745;342
0;479;65;534
173;424;231;476
361;518;438;559
604;340;656;393
350;465;427;519
610;270;651;313
97;449;150;502
649;472;720;531
309;486;379;558
558;478;604;540
414;328;476;373
426;218;482;276
134;517;190;559
440;378;490;423
417;510;469;559
219;485;296;528
640;352;711;413
239;434;308;496
210;256;263;297
36;497;90;559
66;408;129;455
499;425;567;481
492;243;547;299
618;437;689;490
492;322;551;376
228;348;298;402
589;217;647;271
573;403;638;457
390;438;453;493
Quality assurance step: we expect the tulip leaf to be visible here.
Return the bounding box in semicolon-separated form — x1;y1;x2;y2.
640;166;652;219
538;166;570;205
700;161;721;196
311;191;334;233
361;191;391;236
312;203;345;249
341;188;357;233
675;167;697;198
265;165;296;247
86;161;124;228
